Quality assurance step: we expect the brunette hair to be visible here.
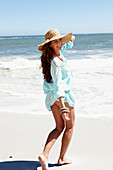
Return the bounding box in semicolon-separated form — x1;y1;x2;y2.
40;42;54;83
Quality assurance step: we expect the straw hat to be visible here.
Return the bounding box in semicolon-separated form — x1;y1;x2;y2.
38;28;72;51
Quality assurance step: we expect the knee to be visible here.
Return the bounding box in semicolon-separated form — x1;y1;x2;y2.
66;126;74;133
66;121;75;132
56;124;65;134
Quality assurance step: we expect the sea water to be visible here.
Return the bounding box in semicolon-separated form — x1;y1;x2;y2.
0;33;113;117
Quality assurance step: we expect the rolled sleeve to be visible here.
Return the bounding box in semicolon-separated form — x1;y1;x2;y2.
61;41;73;53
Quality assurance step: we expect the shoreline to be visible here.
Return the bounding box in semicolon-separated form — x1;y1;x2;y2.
1;111;113;118
0;32;113;37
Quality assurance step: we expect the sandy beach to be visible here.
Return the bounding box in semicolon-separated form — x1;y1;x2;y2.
0;112;113;170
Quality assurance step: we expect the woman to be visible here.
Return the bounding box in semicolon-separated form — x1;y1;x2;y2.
38;28;75;170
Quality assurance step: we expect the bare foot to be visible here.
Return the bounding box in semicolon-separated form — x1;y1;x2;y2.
58;157;72;165
38;155;48;170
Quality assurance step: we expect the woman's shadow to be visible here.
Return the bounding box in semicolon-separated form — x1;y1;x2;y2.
0;160;60;170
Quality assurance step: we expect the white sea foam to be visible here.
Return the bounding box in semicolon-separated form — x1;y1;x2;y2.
0;57;113;117
0;37;22;40
0;36;43;40
65;49;113;59
65;50;77;54
68;58;113;117
0;58;40;70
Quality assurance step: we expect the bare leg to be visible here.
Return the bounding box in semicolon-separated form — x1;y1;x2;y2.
58;104;75;165
38;104;64;170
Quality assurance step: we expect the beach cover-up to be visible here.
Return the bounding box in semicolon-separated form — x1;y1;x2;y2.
43;41;75;111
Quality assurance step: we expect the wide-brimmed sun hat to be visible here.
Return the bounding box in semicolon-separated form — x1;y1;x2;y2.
38;28;72;51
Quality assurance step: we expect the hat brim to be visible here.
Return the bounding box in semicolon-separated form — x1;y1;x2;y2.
38;33;72;51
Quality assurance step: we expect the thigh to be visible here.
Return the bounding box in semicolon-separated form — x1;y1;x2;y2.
51;104;64;130
55;101;75;128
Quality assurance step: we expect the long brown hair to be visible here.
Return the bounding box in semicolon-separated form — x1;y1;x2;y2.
40;42;54;83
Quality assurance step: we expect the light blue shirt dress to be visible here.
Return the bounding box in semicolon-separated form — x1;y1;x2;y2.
43;41;75;111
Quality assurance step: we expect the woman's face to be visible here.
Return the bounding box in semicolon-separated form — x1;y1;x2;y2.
50;38;63;55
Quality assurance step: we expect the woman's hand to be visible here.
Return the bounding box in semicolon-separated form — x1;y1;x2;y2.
62;112;70;122
71;35;75;42
58;97;70;122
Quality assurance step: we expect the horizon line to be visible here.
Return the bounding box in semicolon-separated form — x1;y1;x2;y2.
0;32;113;37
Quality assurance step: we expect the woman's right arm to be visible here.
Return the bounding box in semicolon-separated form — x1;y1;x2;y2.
51;62;70;121
58;97;65;108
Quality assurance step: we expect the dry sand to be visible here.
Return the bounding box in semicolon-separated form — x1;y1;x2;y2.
0;112;113;170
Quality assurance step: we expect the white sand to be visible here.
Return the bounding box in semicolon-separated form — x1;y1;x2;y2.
0;112;113;170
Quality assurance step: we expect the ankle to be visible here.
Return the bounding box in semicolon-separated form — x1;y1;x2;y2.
42;153;48;160
58;157;72;164
58;155;65;160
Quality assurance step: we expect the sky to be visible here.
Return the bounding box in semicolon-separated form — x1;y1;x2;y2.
0;0;113;36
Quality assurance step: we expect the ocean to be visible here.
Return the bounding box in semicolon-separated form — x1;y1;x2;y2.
0;33;113;117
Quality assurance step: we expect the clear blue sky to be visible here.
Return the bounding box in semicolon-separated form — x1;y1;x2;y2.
0;0;113;36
